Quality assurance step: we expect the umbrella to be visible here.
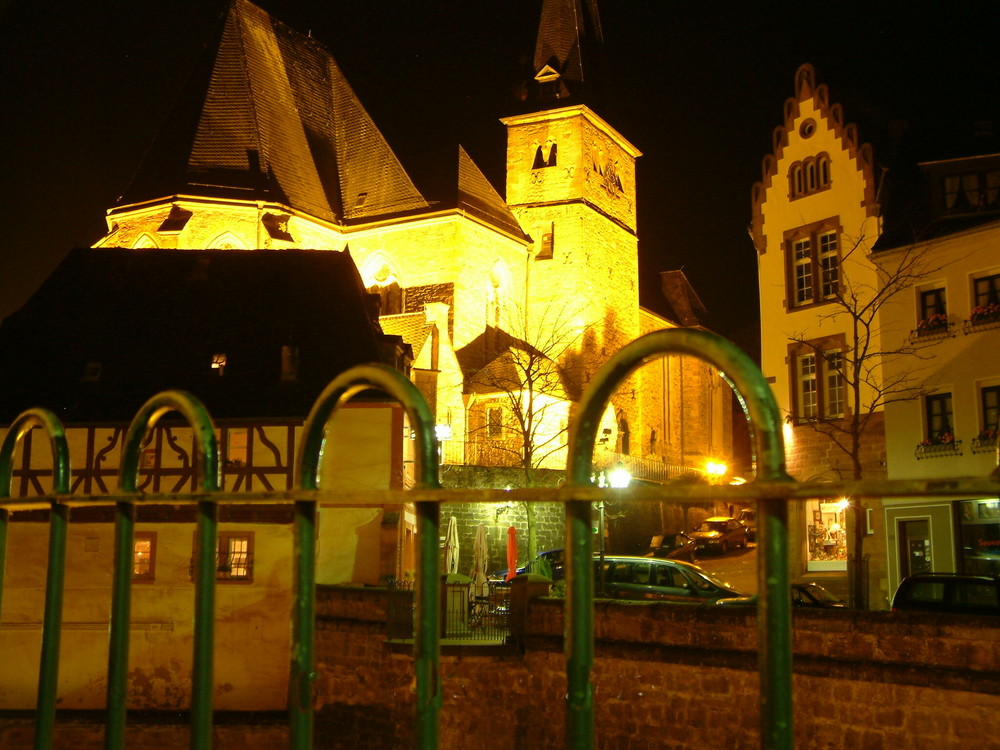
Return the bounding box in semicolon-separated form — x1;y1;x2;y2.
505;525;518;582
444;516;459;575
471;524;489;597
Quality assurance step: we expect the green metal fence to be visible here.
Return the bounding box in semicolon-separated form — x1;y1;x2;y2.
1;328;997;750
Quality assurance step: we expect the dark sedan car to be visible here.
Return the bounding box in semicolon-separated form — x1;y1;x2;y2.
598;556;746;603
715;581;845;608
645;532;697;562
891;573;1000;616
689;517;749;555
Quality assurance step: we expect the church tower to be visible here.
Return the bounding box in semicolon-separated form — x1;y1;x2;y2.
502;0;641;398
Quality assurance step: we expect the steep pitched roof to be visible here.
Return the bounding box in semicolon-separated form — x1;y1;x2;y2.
380;312;433;362
0;248;392;422
658;270;708;327
119;0;428;223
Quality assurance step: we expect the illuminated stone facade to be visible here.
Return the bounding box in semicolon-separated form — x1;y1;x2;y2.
89;0;732;498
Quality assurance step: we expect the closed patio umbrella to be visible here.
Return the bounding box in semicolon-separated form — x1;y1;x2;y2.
444;516;459;575
505;525;518;582
471;524;489;597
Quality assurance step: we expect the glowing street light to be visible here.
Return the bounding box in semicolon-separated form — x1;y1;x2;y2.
607;466;631;488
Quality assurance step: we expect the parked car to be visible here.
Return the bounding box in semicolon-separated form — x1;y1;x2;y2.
688;516;749;555
891;573;1000;616
736;508;757;543
715;581;845;608
645;532;697;562
491;548;564;581
597;556;746;603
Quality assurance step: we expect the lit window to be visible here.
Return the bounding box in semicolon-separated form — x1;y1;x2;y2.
785;220;841;307
792;343;846;422
211;353;227;375
797;354;818;420
133;532;156;582
825;352;845;419
218;532;253;581
818;232;839;298
793;239;813;305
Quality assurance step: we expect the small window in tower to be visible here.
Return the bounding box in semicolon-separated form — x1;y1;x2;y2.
799;118;816;138
212;353;227;375
536;224;554;259
532;141;557;169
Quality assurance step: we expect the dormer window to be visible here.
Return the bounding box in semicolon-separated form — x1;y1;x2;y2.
943;170;1000;214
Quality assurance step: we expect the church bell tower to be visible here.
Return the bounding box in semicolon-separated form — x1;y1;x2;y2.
502;0;641;395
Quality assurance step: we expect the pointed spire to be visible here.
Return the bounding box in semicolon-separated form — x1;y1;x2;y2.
527;0;604;107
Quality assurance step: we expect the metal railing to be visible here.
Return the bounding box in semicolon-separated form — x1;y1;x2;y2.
387;580;511;643
2;328;998;750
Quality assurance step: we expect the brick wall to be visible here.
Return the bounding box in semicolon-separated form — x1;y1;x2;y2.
7;586;993;748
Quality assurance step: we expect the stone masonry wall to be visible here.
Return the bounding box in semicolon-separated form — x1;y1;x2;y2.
5;586;995;749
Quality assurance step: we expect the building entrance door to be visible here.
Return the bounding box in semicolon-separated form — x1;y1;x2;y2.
898;519;932;578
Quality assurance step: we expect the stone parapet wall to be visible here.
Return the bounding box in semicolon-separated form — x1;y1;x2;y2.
4;587;996;749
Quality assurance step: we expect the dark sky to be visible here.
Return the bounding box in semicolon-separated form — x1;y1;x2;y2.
1;2;997;357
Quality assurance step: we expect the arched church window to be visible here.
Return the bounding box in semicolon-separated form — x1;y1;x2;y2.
207;232;247;250
532;140;557;169
132;233;159;249
361;256;405;315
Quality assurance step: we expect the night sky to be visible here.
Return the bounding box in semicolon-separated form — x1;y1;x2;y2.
1;2;997;357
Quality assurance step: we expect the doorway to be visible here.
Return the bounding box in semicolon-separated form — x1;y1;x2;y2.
898;519;932;578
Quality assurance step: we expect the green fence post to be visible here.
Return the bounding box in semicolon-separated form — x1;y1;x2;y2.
0;409;70;750
108;392;219;750
296;364;440;750
568;328;793;750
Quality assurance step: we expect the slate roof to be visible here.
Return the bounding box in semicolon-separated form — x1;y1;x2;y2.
528;0;605;107
380;313;433;362
119;0;428;223
658;270;708;327
0;248;392;423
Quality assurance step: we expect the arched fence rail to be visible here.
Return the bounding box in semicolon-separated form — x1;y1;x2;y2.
1;331;998;750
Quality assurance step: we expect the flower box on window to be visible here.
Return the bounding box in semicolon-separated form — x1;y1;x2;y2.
912;313;952;340
966;303;1000;332
971;430;999;455
914;433;962;459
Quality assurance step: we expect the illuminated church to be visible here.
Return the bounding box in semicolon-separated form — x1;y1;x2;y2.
88;0;732;493
0;0;735;712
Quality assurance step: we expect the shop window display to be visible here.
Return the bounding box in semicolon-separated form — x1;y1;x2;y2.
961;499;1000;576
806;499;848;571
